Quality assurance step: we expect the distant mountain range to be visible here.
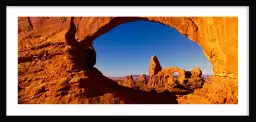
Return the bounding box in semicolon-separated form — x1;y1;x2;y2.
108;75;150;81
108;75;212;81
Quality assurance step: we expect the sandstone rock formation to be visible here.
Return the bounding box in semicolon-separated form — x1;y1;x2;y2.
123;75;135;88
148;56;162;79
185;67;204;89
148;66;187;88
177;69;186;85
147;66;205;90
18;17;238;78
177;76;238;104
162;67;185;86
147;56;162;88
139;74;147;84
188;78;204;89
191;67;202;78
18;17;238;104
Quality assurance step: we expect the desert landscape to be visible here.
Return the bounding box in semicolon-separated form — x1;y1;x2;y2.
18;17;238;104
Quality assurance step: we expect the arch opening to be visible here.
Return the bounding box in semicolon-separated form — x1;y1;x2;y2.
90;20;213;83
173;72;179;77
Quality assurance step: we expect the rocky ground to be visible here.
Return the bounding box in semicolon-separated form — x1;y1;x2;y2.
18;42;237;104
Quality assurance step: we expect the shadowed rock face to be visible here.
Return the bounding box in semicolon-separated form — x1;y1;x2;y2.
81;46;96;69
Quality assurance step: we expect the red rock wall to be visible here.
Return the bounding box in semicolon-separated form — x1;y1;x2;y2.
18;17;238;79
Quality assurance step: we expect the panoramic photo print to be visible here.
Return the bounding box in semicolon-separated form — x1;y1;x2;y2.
18;16;238;104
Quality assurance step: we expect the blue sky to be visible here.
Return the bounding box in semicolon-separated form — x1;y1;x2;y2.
93;20;213;77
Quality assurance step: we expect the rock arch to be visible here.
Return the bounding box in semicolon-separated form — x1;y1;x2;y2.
160;67;186;85
18;17;238;78
147;66;185;87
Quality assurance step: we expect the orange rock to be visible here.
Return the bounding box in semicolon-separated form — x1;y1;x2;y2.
178;69;186;85
18;17;238;77
191;67;202;78
139;74;146;84
148;56;162;79
123;75;135;88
